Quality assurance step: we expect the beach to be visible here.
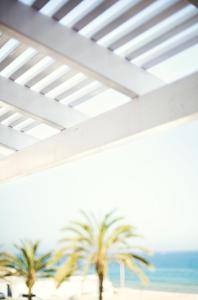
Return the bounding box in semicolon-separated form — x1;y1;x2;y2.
81;288;198;300
1;277;198;300
114;289;198;300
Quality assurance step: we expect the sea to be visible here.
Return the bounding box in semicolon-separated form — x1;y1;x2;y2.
108;251;198;294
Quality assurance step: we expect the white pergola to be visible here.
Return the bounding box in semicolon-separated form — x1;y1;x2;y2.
0;0;197;182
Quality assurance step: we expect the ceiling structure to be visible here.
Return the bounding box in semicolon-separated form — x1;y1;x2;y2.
0;0;197;182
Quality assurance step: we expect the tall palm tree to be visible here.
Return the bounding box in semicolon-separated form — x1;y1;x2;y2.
56;210;153;300
7;240;54;300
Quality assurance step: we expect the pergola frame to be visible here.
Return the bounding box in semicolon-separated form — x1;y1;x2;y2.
0;0;197;182
0;72;197;182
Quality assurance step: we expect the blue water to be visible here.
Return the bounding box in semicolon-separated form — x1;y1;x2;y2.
108;251;198;294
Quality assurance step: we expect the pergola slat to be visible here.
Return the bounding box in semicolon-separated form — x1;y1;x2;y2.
10;53;43;81
0;37;20;63
56;78;93;101
69;86;107;107
126;14;198;61
0;76;87;129
143;35;198;69
0;34;9;48
0;0;163;97
73;0;119;32
9;116;27;128
91;0;156;42
53;0;82;21
32;0;49;11
0;45;26;72
25;62;60;88
109;1;188;51
21;121;40;132
0;46;37;79
40;69;78;95
0;123;38;150
0;110;14;122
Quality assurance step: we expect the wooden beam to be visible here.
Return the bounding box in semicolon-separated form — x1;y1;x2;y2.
0;73;197;182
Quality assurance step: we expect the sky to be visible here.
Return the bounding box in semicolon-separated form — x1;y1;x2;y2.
0;118;198;252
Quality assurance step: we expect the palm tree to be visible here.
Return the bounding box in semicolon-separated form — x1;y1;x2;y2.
0;251;10;278
7;240;54;300
56;210;153;300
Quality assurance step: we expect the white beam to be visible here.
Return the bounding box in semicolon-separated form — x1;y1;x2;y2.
0;77;86;129
0;0;163;97
0;123;38;150
0;73;197;182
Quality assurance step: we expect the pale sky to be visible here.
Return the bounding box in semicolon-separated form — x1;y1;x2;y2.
0;119;198;252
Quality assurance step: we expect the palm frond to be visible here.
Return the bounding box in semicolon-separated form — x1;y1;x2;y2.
55;253;79;287
7;240;54;289
106;224;136;248
113;253;149;285
57;210;152;290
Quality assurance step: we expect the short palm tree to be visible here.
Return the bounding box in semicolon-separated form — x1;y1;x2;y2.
56;210;152;300
7;240;54;300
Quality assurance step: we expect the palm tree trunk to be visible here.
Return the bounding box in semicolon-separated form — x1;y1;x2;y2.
28;286;32;300
26;274;34;300
98;273;104;300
